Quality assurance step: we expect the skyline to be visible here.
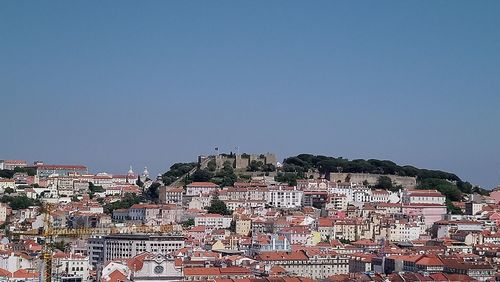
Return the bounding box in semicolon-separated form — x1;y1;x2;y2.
1;1;500;188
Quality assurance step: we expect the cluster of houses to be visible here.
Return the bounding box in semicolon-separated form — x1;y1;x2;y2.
1;159;500;281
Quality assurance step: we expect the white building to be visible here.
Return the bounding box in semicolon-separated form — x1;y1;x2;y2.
387;220;423;242
133;253;183;281
296;179;330;190
0;203;10;223
186;182;219;196
100;234;185;263
53;252;90;282
0;160;27;170
371;189;390;203
329;183;370;204
267;186;303;208
194;214;232;231
91;173;114;189
0;179;15;192
353;190;371;204
0;252;36;273
403;189;446;205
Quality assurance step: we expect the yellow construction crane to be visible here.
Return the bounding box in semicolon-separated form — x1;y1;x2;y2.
13;203;174;282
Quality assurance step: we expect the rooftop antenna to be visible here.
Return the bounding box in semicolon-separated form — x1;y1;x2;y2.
236;146;240;155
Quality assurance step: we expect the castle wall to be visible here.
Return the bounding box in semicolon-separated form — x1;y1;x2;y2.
199;153;277;170
329;172;416;188
235;155;249;170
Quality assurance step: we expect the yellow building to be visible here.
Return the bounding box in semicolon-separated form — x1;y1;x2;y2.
235;217;251;236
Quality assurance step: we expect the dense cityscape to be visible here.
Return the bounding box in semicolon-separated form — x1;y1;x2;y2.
0;153;499;282
2;1;499;282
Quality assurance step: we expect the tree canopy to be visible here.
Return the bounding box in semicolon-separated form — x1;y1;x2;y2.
282;154;461;182
0;195;39;210
418;178;462;202
210;161;237;187
207;194;232;215
182;218;195;228
191;169;214;182
275;172;299;186
161;163;197;185
104;193;143;214
88;183;105;198
0;167;36;178
145;182;161;201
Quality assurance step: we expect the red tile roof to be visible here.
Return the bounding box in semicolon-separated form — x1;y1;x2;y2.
183;267;220;276
107;269;128;282
256;251;308;261
36;164;87;170
188;182;219;187
12;269;39;279
415;255;443;266
0;268;11;278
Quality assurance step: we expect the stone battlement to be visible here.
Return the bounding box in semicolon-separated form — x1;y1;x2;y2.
199;153;277;170
328;172;416;188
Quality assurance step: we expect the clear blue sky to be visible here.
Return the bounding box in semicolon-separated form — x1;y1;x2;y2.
1;1;499;188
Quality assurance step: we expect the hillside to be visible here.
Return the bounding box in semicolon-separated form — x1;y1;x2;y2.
160;154;490;205
280;154;490;208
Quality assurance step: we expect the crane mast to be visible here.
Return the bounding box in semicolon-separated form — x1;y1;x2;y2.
14;203;174;282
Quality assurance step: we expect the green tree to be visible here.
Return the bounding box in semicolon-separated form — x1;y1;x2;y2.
0;195;38;210
88;182;105;198
161;163;197;185
446;200;463;215
281;154;461;182
136;176;144;188
103;193;143;214
213;161;237;187
146;182;161;201
456;181;473;194
472;186;490;196
262;164;276;172
182;218;195;228
228;219;236;232
207;194;232;215
53;240;70;252
418;178;462;202
339;238;351;244
13;167;36;176
275;173;298;186
375;176;393;190
248;160;264;172
4;187;15;194
207;159;217;172
0;170;14;179
191;169;214;182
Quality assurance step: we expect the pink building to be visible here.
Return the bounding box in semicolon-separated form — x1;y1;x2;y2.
490;187;500;204
188;226;207;242
402;203;447;227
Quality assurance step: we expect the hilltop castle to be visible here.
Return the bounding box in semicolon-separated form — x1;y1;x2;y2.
198;153;277;170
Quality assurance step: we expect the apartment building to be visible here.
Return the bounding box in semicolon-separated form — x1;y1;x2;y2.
159;186;183;204
90;234;185;264
267;186;303;208
256;250;349;279
194;214;232;231
186;182;219;196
